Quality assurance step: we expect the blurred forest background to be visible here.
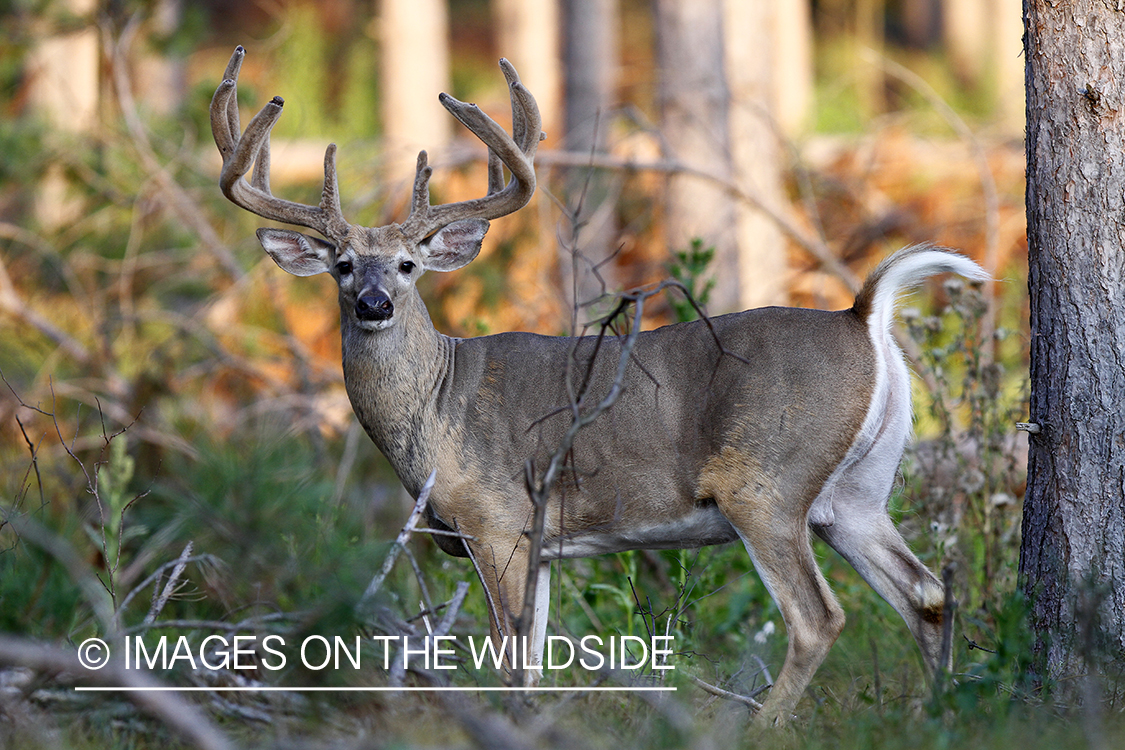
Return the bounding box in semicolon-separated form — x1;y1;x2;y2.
0;0;1068;749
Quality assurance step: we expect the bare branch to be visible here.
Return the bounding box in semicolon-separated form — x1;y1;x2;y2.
531;148;859;292
117;553;216;621
143;541;195;625
107;17;243;279
360;469;437;608
434;580;471;638
455;518;505;642
513;284;661;683
686;672;765;711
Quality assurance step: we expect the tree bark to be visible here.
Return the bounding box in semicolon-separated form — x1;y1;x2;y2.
1022;0;1125;678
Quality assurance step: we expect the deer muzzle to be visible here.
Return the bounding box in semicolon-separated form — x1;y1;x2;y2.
355;291;393;322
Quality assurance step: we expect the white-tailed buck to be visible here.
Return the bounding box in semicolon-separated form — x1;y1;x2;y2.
211;47;988;723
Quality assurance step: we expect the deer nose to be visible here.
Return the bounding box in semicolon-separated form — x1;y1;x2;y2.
356;292;393;321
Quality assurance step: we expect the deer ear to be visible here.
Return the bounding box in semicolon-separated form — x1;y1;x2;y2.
420;219;489;272
256;228;335;277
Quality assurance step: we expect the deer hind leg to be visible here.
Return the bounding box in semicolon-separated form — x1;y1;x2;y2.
718;487;847;725
811;419;949;679
813;504;947;677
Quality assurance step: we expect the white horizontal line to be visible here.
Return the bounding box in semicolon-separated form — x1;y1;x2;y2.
74;685;676;693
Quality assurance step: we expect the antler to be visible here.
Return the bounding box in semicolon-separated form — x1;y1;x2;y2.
399;58;543;241
210;46;350;241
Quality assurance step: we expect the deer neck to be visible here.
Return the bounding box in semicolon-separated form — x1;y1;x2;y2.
340;287;453;493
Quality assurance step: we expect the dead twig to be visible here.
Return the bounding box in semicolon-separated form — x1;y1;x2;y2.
455;518;505;644
116;551;215;626
531;148;859;293
143;541;195;625
513;283;661;683
686;672;764;711
360;469;437;608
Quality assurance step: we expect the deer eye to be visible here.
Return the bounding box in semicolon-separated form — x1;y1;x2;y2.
336;260;353;276
399;260;416;274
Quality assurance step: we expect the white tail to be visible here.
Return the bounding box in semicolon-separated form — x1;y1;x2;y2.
212;48;988;725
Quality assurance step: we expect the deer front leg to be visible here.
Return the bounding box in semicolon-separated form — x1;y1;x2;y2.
469;540;551;686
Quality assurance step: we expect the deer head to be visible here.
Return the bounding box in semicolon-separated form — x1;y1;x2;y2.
209;46;542;332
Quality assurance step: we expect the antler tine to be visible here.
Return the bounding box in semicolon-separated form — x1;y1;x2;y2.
498;58;543;156
486;150;505;196
210;47;350;241
410;150;434;216
400;59;542;241
499;59;527;155
221;46;243;147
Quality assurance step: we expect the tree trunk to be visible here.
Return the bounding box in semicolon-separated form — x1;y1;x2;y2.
944;0;1025;136
653;0;739;313
944;0;987;82
770;0;812;136
724;0;786;309
560;0;619;315
1022;0;1125;679
854;0;885;118
379;0;450;183
27;0;100;230
494;0;561;140
133;0;187;117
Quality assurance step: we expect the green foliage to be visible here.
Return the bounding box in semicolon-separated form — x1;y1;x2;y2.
144;427;387;617
0;116;47;184
667;238;716;323
0;534;84;634
338;36;381;139
902;277;1026;612
271;4;333;140
88;437;139;577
